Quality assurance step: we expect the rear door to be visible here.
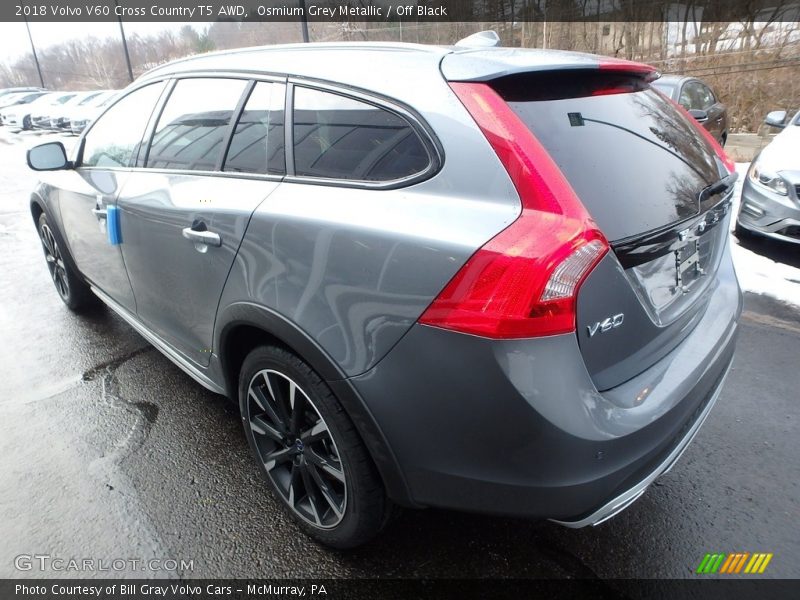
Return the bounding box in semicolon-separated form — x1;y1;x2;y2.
117;77;286;366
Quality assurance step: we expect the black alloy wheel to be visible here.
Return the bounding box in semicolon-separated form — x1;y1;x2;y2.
36;212;96;311
238;346;389;548
39;220;69;302
246;368;347;528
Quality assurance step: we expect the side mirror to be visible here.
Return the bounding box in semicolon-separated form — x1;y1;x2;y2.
764;110;787;129
688;109;709;123
27;142;71;171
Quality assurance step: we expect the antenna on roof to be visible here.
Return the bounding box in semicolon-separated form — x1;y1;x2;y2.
455;31;502;48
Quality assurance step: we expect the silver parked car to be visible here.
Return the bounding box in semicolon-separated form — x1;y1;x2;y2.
26;39;741;548
736;110;800;244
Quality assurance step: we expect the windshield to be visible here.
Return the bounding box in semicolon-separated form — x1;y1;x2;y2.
77;92;102;106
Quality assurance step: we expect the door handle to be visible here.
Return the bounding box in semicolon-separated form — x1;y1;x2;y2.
91;207;107;220
182;227;222;247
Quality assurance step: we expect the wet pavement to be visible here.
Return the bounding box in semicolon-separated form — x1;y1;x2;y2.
1;129;798;579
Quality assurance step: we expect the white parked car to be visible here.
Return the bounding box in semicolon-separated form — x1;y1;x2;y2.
68;90;118;134
48;90;110;131
0;91;48;125
4;92;73;130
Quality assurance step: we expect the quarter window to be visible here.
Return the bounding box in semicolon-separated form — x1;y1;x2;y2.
223;82;286;175
146;78;247;172
81;83;164;168
292;87;430;182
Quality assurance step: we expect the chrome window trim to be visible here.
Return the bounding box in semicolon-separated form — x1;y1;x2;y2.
77;69;444;191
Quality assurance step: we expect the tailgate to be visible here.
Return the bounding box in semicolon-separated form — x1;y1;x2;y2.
443;50;736;389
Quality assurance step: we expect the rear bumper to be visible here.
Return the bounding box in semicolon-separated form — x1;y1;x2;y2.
737;177;800;244
552;357;730;527
349;243;741;521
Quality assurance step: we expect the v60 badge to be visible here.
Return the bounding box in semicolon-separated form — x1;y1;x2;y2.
587;313;624;338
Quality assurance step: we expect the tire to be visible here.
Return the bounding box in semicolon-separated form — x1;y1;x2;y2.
37;212;97;312
22;115;31;131
239;345;389;548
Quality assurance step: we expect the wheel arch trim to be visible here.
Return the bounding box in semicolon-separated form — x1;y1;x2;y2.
215;301;417;507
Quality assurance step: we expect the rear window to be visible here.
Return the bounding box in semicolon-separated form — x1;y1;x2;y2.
493;72;723;241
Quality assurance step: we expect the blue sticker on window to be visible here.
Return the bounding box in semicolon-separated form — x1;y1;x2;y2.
107;205;122;245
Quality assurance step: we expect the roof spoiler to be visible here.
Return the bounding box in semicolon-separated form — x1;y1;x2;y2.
442;48;660;83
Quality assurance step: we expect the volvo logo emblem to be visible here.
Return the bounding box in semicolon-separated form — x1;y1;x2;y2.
587;313;625;338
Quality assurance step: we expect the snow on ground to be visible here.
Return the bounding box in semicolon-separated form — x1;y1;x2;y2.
730;162;800;309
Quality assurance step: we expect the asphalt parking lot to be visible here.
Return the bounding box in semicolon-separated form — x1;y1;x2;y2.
1;128;798;580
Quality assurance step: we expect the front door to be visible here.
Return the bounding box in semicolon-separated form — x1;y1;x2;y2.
58;82;167;312
117;78;286;366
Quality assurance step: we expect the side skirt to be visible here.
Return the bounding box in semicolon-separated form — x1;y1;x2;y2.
91;286;226;395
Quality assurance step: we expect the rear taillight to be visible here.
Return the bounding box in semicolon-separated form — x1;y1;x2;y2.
418;82;608;339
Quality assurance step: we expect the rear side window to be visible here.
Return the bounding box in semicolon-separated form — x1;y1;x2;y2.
223;82;286;175
146;78;247;172
292;87;430;182
82;83;164;168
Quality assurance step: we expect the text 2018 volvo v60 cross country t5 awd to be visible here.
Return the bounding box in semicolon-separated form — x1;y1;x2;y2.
26;38;741;548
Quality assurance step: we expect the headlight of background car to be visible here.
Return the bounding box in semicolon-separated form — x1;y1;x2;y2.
749;161;789;195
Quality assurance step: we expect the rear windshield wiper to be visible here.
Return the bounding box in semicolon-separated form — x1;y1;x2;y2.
568;112;715;183
700;172;739;203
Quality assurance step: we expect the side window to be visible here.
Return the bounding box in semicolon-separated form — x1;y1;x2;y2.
146;78;247;172
698;84;715;109
292;86;430;182
680;81;713;111
81;83;164;168
678;83;698;110
223;82;286;175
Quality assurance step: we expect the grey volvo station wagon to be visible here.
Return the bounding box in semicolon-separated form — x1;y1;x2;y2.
27;36;741;548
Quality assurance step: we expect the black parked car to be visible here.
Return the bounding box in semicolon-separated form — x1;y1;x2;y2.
653;75;729;146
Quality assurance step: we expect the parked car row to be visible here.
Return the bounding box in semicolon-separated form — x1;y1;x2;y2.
0;87;119;134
